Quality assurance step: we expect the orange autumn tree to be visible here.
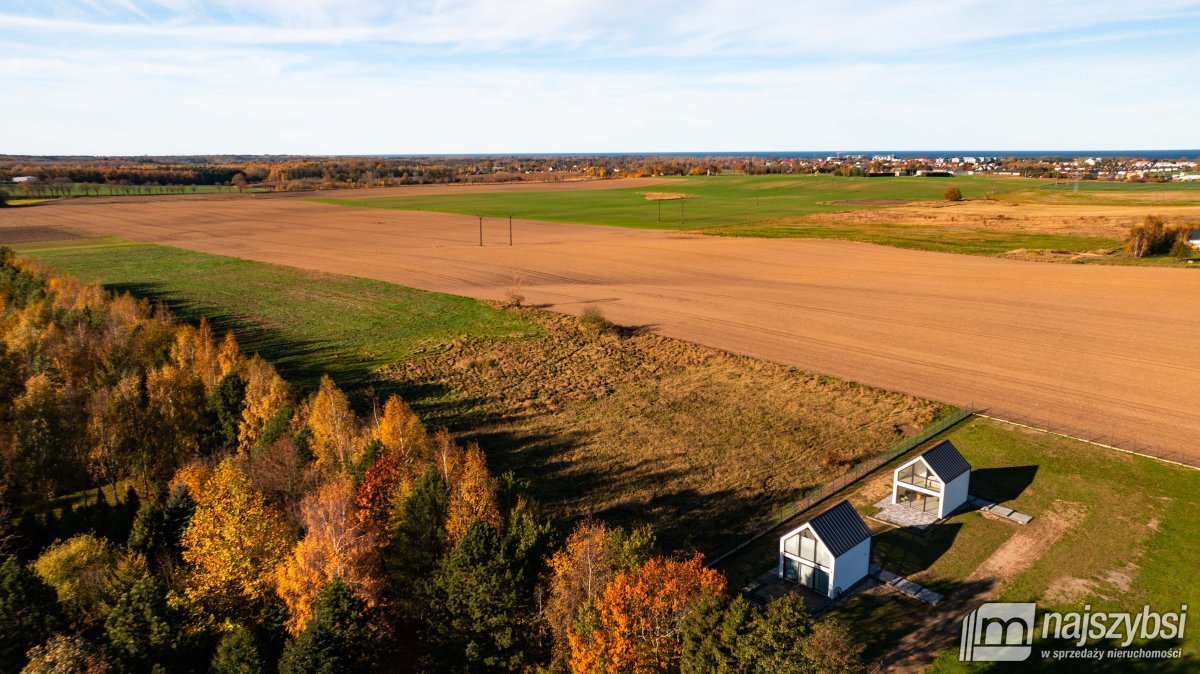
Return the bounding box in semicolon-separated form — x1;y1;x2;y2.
445;442;501;543
545;521;655;667
275;476;384;634
569;556;724;674
177;459;291;624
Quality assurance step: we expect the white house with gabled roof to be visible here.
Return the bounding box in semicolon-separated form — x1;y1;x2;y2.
777;500;872;598
891;440;971;519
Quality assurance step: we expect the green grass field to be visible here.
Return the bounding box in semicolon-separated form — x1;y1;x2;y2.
312;174;1200;260
313;174;1040;230
11;237;538;390
826;417;1200;670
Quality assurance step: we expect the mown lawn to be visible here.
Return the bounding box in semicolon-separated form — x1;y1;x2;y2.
11;237;539;390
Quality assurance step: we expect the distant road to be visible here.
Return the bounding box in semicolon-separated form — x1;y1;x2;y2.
5;194;1199;462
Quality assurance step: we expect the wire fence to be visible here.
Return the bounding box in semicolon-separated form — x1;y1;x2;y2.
707;406;975;567
708;404;1198;568
975;410;1200;471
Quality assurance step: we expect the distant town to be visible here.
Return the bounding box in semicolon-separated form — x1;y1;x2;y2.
2;152;1199;195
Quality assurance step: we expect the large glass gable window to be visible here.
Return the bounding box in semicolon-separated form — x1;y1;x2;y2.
784;528;831;568
898;460;941;491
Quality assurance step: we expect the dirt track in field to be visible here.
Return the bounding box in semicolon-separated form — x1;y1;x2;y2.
4;193;1200;461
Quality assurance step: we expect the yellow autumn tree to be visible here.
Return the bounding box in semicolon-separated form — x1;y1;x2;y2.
217;330;242;378
374;394;430;463
177;459;291;624
238;356;291;452
304;375;362;472
445;443;501;543
275;476;383;634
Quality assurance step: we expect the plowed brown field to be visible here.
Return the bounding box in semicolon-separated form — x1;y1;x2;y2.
5;189;1199;461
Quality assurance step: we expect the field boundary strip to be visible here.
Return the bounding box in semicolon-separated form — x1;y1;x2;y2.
976;412;1200;472
707;407;975;568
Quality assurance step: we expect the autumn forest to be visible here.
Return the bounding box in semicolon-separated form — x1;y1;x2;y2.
0;248;867;673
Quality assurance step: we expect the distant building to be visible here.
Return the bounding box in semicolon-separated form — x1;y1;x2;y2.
1188;230;1200;250
777;500;872;598
11;176;38;183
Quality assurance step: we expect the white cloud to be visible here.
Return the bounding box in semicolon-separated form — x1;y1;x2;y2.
2;1;1199;153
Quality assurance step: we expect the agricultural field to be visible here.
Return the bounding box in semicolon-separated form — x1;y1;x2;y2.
4;193;1198;467
313;174;1200;262
810;417;1199;671
8;235;943;553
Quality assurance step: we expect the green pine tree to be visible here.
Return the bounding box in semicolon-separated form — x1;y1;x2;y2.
210;624;265;674
278;578;373;674
204;372;247;454
104;575;177;666
386;465;449;603
0;555;62;671
428;520;528;672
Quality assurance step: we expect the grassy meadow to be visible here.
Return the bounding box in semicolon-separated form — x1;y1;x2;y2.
313;174;1200;260
10;237;540;389
313;174;1040;230
9;236;942;553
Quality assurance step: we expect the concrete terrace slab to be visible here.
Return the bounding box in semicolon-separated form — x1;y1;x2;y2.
873;497;938;530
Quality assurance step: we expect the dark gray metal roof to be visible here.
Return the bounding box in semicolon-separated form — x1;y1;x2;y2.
807;500;872;557
920;440;971;482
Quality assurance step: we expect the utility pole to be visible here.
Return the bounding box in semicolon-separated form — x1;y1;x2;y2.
508;215;513;246
478;215;483;246
657;200;662;223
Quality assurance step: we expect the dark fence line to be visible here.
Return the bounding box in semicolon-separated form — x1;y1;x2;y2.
707;406;974;568
976;411;1200;470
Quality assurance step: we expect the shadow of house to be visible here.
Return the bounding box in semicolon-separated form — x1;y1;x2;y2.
870;521;963;585
970;465;1039;504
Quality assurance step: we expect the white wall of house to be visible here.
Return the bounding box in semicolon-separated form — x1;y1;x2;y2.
830;537;870;597
939;471;970;518
778;524;871;599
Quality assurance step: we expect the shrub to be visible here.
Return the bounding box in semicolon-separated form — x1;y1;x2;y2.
503;289;525;308
1170;235;1194;259
943;186;963;202
578;306;611;337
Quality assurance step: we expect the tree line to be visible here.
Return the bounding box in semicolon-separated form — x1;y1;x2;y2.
0;248;868;673
1124;215;1196;258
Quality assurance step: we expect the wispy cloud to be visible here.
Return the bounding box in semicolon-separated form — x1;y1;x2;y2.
2;0;1200;153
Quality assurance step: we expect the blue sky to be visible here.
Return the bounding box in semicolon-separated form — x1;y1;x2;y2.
2;1;1200;154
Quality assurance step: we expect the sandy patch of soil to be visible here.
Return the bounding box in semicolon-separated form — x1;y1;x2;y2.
640;191;691;201
967;500;1087;586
